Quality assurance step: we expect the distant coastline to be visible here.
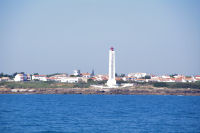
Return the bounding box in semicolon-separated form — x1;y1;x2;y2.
1;87;200;96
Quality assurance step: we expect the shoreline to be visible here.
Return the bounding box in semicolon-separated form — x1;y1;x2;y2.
0;87;200;96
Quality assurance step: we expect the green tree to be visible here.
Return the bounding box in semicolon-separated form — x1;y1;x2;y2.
144;75;151;79
12;72;18;78
119;74;125;77
153;82;168;87
33;73;39;75
0;72;3;78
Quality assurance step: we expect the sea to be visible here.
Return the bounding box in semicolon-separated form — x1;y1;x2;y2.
0;94;200;133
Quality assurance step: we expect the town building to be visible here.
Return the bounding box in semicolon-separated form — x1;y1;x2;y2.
0;77;10;82
195;75;200;80
81;73;91;78
32;75;47;81
14;74;28;81
128;73;147;79
60;77;81;83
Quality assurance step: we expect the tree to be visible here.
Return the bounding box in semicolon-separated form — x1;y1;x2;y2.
119;74;125;77
88;79;95;83
144;75;151;79
115;73;118;77
153;82;168;87
0;73;13;78
12;72;18;78
170;74;178;78
0;72;3;78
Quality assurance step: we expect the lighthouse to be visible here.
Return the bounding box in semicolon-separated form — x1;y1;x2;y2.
107;47;117;87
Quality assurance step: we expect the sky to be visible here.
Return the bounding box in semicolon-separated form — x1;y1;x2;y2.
0;0;200;75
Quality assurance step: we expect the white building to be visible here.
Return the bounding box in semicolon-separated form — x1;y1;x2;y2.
52;74;68;78
81;73;91;78
48;74;68;82
161;75;171;79
195;75;200;80
14;74;27;81
128;73;147;79
60;77;80;83
106;47;117;87
0;77;10;82
94;74;108;81
32;75;47;81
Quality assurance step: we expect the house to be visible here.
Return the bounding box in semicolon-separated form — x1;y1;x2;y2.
60;77;81;83
80;77;88;83
175;77;186;82
161;75;171;79
122;77;128;81
14;74;28;81
174;75;185;79
185;77;196;82
47;77;58;81
127;76;136;81
27;74;32;81
81;73;91;78
94;74;108;81
149;76;160;82
195;75;200;80
32;75;47;81
159;78;175;82
128;73;147;79
115;77;122;81
0;77;10;82
51;74;68;78
48;74;68;82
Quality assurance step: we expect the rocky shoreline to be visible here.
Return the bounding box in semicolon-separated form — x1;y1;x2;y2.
0;86;200;96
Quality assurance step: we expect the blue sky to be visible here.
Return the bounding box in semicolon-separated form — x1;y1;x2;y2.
0;0;200;75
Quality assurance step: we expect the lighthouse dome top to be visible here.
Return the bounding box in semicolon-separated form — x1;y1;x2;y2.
110;47;114;51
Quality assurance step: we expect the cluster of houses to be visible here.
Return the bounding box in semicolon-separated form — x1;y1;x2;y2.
124;73;200;83
0;71;200;83
13;73;88;83
90;73;200;83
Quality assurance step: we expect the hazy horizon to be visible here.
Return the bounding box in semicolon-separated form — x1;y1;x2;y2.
1;0;200;75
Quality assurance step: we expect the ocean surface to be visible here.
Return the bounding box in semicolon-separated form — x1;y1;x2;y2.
0;94;200;133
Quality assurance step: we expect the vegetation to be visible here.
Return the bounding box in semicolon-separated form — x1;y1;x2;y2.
0;79;108;89
0;73;13;78
153;82;168;87
153;81;200;89
0;81;88;89
33;73;39;75
0;78;109;89
144;75;151;79
0;72;24;79
87;79;107;84
169;74;178;78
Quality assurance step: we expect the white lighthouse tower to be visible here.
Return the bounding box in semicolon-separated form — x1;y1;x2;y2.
107;47;117;87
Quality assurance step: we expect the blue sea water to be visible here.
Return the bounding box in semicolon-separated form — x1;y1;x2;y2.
0;94;200;133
